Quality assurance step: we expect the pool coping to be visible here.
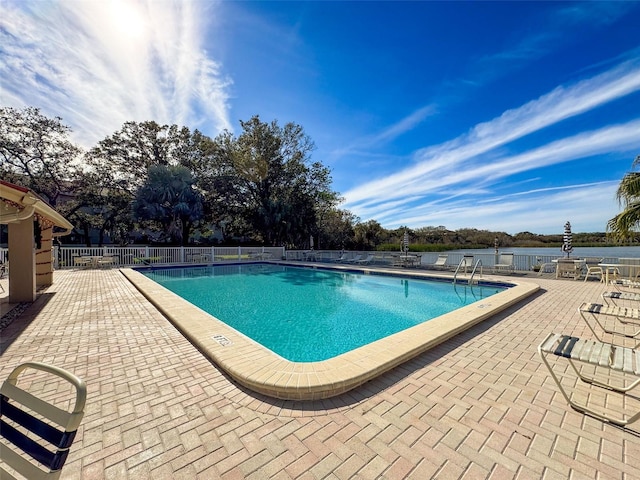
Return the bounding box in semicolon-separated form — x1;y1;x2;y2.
121;263;540;400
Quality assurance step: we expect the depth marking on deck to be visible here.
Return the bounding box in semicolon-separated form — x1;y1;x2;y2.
212;334;232;346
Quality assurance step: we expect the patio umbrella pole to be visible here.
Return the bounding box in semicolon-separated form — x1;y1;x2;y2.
562;221;573;258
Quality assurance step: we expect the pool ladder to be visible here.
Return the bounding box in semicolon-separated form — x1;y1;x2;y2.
453;257;483;285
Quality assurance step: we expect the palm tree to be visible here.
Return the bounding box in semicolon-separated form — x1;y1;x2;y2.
608;154;640;241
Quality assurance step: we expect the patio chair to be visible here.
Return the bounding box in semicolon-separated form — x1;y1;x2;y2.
583;257;604;282
493;252;515;274
579;302;640;348
556;258;583;280
538;333;640;426
97;255;118;268
427;254;449;270
0;362;87;480
72;256;91;269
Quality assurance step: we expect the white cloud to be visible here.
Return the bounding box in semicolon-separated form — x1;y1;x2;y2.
382;181;619;234
328;104;437;162
344;57;640;208
0;0;233;147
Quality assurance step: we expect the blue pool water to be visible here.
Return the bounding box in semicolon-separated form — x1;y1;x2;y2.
143;264;506;362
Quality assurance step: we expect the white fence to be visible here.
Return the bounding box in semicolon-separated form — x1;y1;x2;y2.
285;250;622;273
0;245;625;273
50;246;284;269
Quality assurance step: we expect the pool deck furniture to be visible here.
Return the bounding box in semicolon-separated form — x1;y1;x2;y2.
493;252;515;275
4;269;640;477
97;255;118;268
247;251;273;261
538;333;640;426
331;253;349;263
0;362;86;480
344;254;363;264
554;258;585;280
598;264;621;284
355;254;375;265
599;261;640;284
579;302;640;348
398;254;421;268
583;257;604;282
602;290;640;306
427;254;449;270
72;256;92;269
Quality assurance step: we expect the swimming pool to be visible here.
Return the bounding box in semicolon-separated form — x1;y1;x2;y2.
123;262;539;400
142;264;505;362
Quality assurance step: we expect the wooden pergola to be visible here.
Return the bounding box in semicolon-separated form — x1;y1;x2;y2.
0;180;73;303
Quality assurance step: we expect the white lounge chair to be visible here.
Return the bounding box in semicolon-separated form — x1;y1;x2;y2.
356;254;375;265
539;333;640;426
428;254;449;270
602;291;640;306
579;302;640;348
493;252;515;274
332;253;349;263
345;254;363;264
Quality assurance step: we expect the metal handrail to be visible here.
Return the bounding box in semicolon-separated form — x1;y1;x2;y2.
454;257;483;284
469;259;483;284
453;256;472;284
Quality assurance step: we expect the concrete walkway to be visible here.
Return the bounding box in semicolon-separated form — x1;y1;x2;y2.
1;269;639;479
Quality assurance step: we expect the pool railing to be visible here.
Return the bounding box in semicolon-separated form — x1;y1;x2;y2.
5;245;622;274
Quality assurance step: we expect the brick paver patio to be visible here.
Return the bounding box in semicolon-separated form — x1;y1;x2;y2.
1;269;639;479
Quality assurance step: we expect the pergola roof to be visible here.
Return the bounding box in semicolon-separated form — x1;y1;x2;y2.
0;180;73;236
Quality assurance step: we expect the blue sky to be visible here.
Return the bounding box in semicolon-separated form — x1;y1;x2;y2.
2;1;640;234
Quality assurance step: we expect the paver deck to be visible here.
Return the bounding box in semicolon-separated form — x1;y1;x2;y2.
1;268;639;479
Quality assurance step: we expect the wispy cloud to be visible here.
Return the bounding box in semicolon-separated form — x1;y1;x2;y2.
379;181;620;234
329;104;436;159
0;0;232;147
343;59;640;220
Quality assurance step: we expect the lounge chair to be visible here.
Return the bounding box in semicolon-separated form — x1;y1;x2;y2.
0;362;87;479
602;291;640;306
612;278;640;291
493;252;515;274
332;253;349;263
539;333;640;426
428;254;449;270
356;254;375;265
579;302;640;347
583;257;604;282
345;254;363;264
